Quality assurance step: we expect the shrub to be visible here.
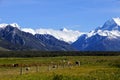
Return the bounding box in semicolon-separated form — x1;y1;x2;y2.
109;60;120;68
53;74;63;80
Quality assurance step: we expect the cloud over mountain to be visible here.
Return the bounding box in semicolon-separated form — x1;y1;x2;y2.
21;28;83;43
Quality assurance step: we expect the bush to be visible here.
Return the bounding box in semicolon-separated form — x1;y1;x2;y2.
109;60;120;68
53;74;64;80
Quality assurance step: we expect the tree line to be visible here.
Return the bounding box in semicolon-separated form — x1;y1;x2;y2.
0;51;120;57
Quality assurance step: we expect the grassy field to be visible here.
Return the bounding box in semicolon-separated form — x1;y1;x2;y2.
0;56;119;80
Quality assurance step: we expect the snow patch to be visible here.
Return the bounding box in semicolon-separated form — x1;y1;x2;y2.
10;23;20;29
21;28;36;35
0;23;20;29
113;17;120;26
0;23;8;29
86;29;120;39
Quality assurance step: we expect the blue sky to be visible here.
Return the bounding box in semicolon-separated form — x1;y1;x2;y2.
0;0;120;32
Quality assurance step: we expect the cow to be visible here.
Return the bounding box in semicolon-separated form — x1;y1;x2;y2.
12;64;19;67
75;61;80;66
25;67;30;71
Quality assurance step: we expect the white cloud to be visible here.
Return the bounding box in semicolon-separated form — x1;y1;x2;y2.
21;27;83;43
21;28;36;35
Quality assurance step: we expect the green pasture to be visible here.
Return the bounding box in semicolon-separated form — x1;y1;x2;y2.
0;56;119;80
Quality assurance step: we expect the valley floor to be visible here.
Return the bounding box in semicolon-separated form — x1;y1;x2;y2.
0;56;119;80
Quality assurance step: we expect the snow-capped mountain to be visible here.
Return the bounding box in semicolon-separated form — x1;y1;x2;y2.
22;28;83;43
72;17;120;51
95;17;120;31
0;24;75;51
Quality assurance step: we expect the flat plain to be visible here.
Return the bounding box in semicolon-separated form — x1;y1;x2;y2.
0;56;119;80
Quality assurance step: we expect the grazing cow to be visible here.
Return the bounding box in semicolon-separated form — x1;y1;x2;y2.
67;61;73;68
52;65;57;68
25;67;30;71
62;59;67;63
12;64;19;67
75;61;80;66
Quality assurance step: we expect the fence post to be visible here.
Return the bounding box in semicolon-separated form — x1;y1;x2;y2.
20;66;23;75
48;65;51;71
36;65;39;72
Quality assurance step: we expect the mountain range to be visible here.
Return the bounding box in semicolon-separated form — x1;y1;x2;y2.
0;24;74;51
1;17;120;51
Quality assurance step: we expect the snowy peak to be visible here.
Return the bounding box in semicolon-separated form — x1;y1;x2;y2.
10;23;20;29
0;23;20;29
60;28;68;32
97;18;120;31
